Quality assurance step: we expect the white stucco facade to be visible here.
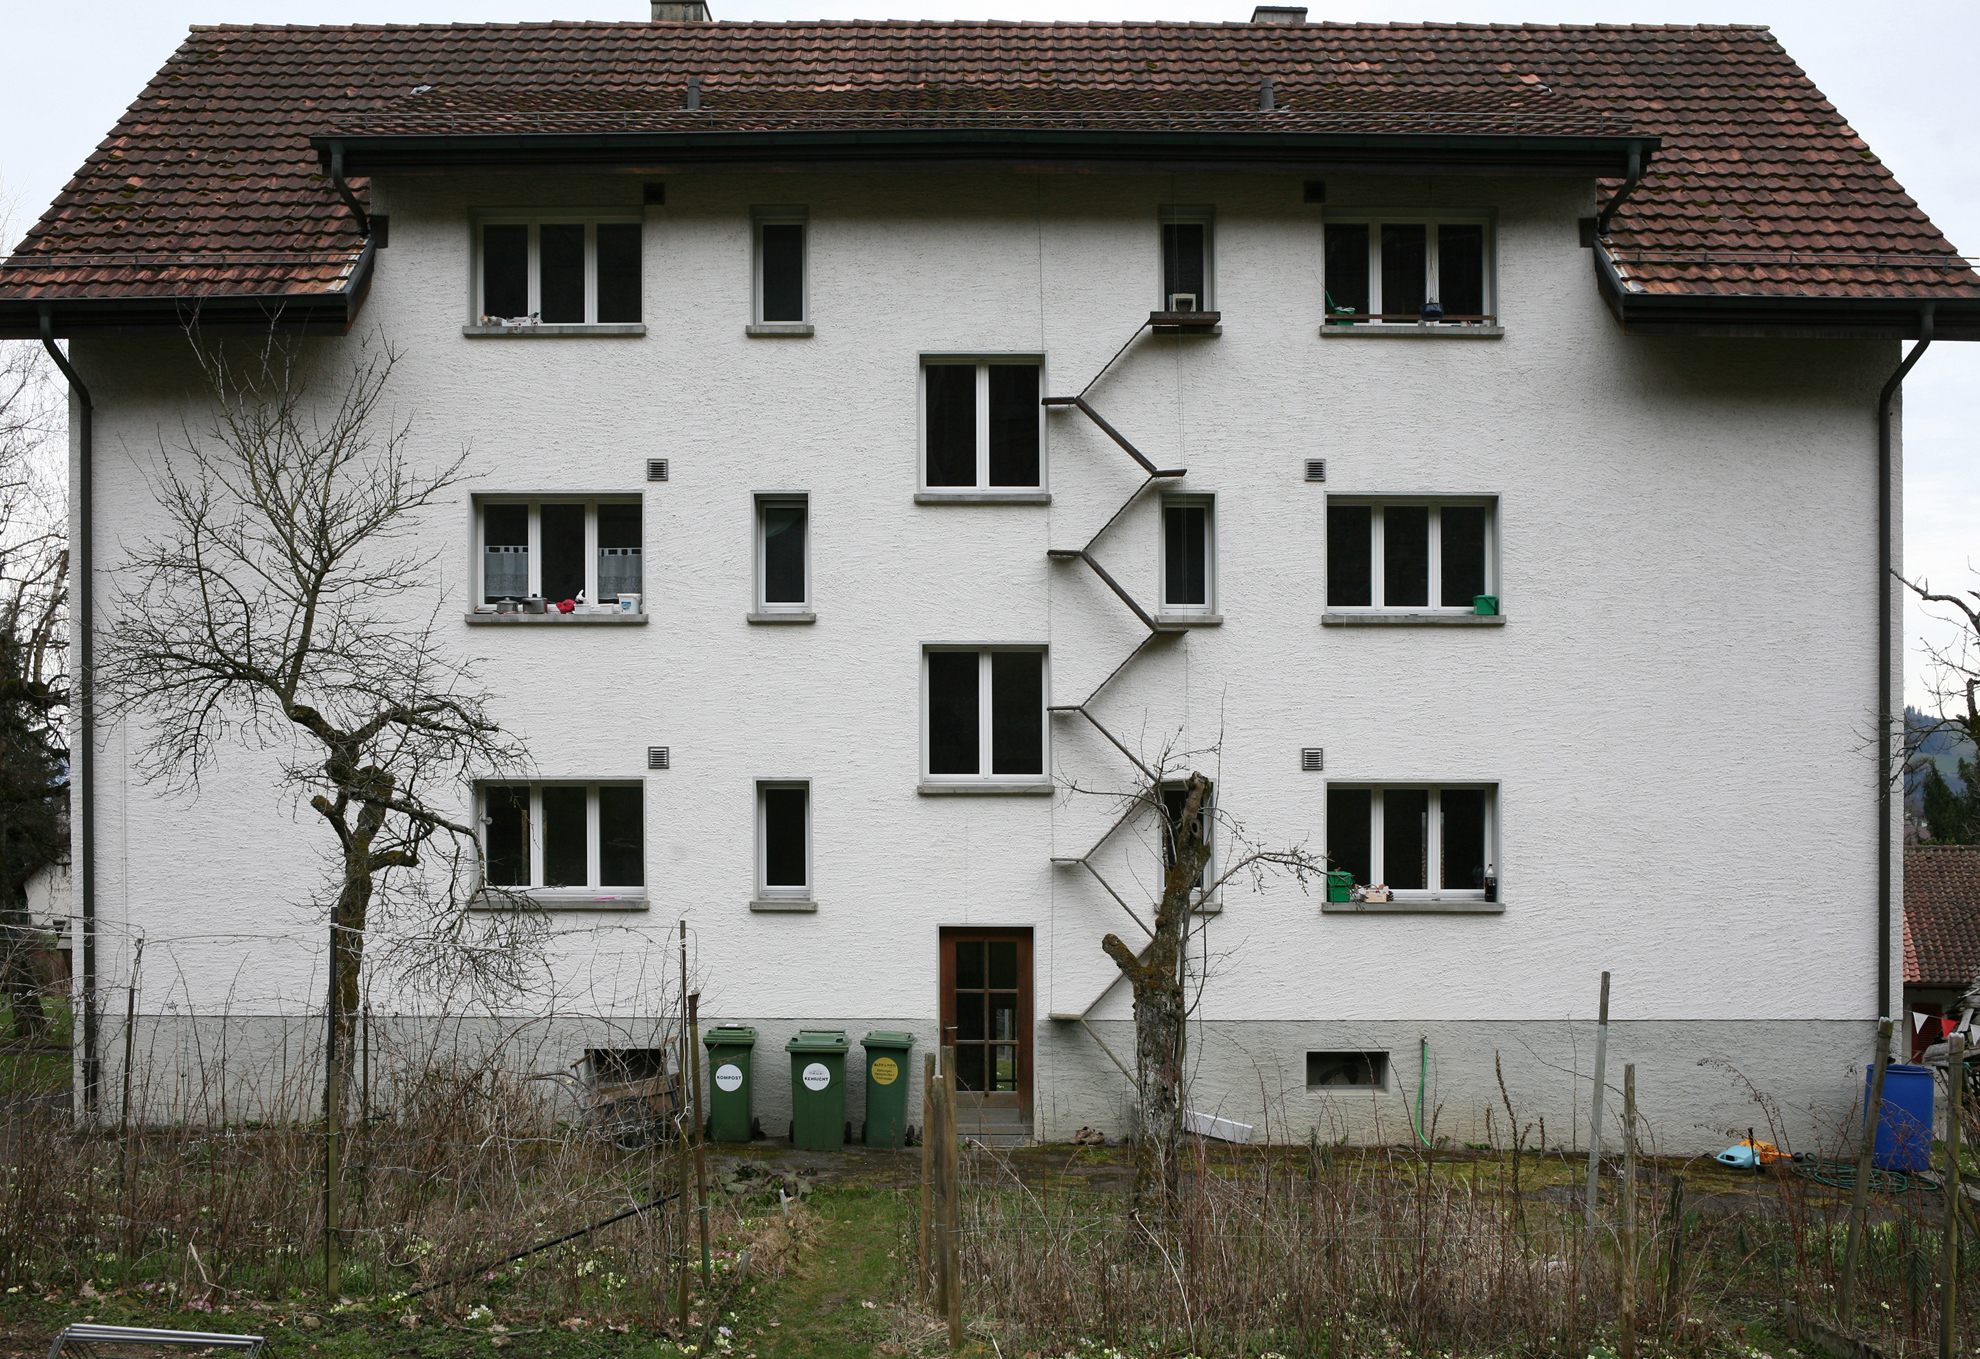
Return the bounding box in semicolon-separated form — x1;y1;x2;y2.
69;165;1903;1152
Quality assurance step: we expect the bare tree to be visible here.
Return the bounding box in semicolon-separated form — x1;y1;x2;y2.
1070;736;1328;1219
0;338;67;1040
97;330;531;1288
1905;567;1980;757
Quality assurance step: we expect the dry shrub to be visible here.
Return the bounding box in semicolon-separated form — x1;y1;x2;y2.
0;1018;746;1329
951;1104;1980;1359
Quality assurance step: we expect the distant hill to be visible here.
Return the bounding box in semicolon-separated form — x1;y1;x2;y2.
1907;706;1976;810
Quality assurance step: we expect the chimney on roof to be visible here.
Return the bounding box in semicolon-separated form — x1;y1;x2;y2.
1250;6;1308;21
651;1;711;18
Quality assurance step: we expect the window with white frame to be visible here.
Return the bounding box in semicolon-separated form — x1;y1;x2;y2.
1159;206;1214;312
1322;218;1491;324
1158;780;1214;892
1161;494;1215;616
754;494;809;614
1326;785;1495;899
924;647;1047;784
1327;499;1493;611
756;781;811;899
479;498;642;607
482;782;645;897
753;207;807;324
477;216;642;325
921;359;1043;492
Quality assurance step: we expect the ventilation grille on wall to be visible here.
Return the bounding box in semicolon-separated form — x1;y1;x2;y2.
647;458;670;482
647;747;671;770
1300;748;1324;772
1304;458;1327;483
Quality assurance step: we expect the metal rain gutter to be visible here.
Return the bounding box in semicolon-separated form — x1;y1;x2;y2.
37;307;98;1120
1878;304;1933;1024
313;128;1658;179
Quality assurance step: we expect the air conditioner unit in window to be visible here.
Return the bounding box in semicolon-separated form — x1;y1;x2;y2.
1168;293;1199;313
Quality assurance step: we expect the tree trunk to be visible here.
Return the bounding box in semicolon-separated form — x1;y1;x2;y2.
1101;772;1211;1224
1126;943;1186;1220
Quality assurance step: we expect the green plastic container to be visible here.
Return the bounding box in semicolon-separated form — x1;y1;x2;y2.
1326;869;1354;903
1472;594;1499;617
702;1024;758;1143
860;1030;917;1148
786;1029;850;1150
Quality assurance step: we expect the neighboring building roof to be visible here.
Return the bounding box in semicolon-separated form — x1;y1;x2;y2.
1904;845;1980;990
3;20;1976;330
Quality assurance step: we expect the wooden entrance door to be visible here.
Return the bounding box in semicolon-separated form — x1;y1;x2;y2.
938;929;1032;1122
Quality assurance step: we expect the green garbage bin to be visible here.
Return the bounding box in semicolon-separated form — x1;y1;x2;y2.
703;1024;758;1143
1326;869;1353;903
786;1029;849;1151
861;1030;917;1148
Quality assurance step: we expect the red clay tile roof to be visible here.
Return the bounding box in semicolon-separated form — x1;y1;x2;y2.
1905;845;1980;989
3;20;1976;311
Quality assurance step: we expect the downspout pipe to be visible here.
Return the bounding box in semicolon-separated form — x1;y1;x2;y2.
38;308;98;1119
1594;143;1646;237
326;144;371;240
1877;304;1934;1024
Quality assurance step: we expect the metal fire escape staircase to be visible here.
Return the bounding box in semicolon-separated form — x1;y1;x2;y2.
1042;309;1218;1081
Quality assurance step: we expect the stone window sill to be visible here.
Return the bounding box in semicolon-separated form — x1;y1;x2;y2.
1321;612;1504;627
1322;899;1505;915
463;323;648;338
747;611;817;624
474;889;648;912
918;780;1054;797
750;897;818;913
1319;324;1504;340
746;322;815;337
466;612;649;625
915;491;1052;505
1157;613;1223;628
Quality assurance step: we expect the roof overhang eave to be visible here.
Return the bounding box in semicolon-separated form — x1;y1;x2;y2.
0;240;375;339
313;127;1659;178
1593;245;1980;340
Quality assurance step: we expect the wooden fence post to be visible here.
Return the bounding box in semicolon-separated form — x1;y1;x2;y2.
1841;1016;1895;1321
689;993;712;1287
1941;1033;1965;1359
1585;970;1611;1234
941;1044;963;1352
1620;1063;1637;1359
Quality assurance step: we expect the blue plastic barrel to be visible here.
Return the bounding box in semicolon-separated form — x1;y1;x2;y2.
1870;1063;1935;1171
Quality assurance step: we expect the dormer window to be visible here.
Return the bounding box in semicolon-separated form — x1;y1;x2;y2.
1322;217;1490;325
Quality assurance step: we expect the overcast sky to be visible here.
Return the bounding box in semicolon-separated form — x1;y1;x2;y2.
2;0;1974;710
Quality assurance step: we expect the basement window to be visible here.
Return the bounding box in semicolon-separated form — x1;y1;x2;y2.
753;493;811;617
1322;218;1491;324
478;498;642;608
1159;206;1215;312
1327;499;1492;612
481;782;645;903
752;207;808;327
1307;1051;1389;1090
477;216;642;325
1326;785;1494;900
756;781;812;902
921;359;1044;494
923;647;1048;788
